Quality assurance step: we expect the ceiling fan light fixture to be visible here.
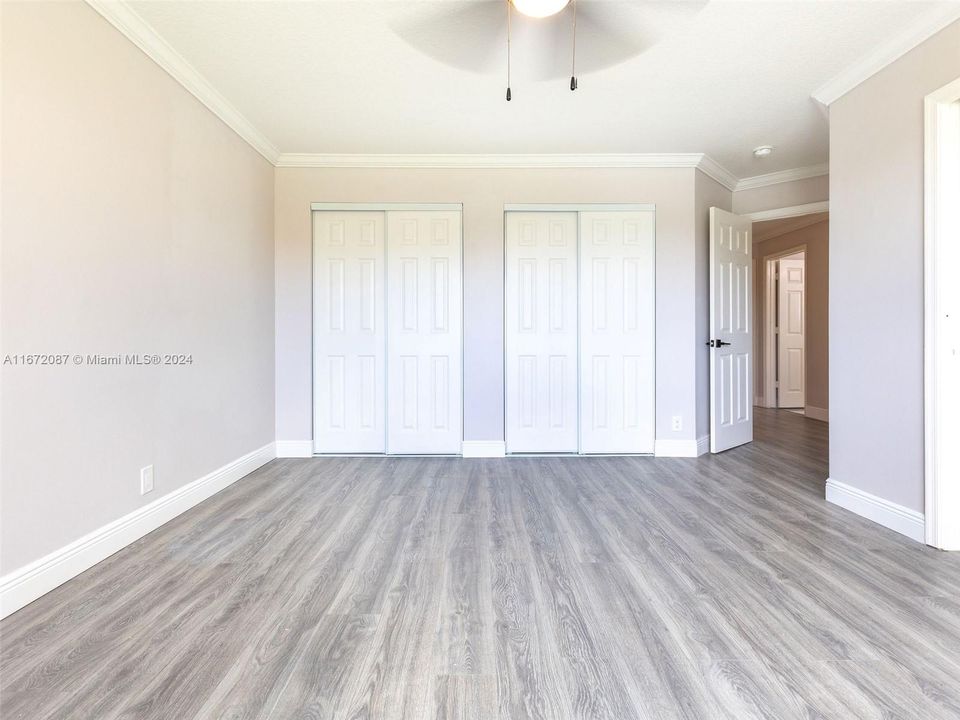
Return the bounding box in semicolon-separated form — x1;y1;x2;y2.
511;0;570;19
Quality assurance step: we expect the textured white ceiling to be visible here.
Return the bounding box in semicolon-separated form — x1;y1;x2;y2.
127;0;946;176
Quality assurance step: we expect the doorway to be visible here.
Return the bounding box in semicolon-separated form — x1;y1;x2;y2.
751;211;829;422
764;249;806;411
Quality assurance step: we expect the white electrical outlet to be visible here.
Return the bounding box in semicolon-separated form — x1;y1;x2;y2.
671;416;683;432
140;465;154;495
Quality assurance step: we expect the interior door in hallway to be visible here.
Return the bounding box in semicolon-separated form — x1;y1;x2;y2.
579;211;655;454
777;254;805;408
313;211;386;453
386;210;463;454
709;207;753;453
505;212;579;453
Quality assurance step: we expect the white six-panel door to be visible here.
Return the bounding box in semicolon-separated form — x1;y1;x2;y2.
313;208;462;455
777;255;805;408
709;208;753;453
579;212;655;454
386;211;463;453
505;212;579;453
313;212;386;453
505;209;655;454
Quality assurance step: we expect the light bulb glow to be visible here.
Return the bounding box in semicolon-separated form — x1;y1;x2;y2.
511;0;570;18
753;145;774;158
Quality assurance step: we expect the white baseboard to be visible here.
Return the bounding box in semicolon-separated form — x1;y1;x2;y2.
805;405;829;422
697;435;710;456
0;442;276;619
461;441;506;458
825;478;925;543
276;440;313;458
655;436;709;458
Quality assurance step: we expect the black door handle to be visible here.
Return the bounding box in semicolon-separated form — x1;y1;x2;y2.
706;339;732;348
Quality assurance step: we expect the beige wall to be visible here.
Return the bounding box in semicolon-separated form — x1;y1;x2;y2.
1;2;276;573
753;220;829;413
276;167;723;446
831;20;960;512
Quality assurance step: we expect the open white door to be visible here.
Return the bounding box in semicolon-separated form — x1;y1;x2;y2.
777;255;805;408
709;208;753;453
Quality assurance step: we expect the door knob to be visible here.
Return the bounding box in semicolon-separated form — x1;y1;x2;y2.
706;339;732;348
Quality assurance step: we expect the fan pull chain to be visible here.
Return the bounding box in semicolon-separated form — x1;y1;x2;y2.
570;0;578;91
506;0;512;101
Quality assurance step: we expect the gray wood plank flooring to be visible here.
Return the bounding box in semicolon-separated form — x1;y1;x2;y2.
3;409;960;719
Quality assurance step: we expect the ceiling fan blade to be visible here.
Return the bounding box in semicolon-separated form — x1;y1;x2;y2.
389;1;507;74
518;0;708;81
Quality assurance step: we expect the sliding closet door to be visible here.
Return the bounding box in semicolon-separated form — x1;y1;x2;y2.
579;211;655;453
505;212;579;453
313;212;386;453
386;211;463;454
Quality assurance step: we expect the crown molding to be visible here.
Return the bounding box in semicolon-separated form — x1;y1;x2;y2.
85;0;280;164
744;201;829;222
813;4;960;106
694;156;739;192
278;152;704;169
275;152;710;169
734;163;829;192
276;153;740;189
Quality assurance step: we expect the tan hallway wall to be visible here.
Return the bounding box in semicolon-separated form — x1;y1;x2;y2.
753;219;829;414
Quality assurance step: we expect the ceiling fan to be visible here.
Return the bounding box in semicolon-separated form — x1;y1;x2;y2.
390;1;707;100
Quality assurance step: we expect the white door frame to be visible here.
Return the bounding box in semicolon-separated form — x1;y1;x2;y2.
758;244;807;409
311;203;464;456
502;203;656;455
924;77;960;550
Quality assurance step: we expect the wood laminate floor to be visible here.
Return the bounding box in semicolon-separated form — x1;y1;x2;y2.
3;409;960;719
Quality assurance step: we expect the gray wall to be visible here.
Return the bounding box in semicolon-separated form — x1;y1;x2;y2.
1;2;276;574
830;20;960;512
275;166;710;446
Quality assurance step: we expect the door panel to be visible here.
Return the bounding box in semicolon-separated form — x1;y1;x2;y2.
505;212;579;453
579;211;655;453
313;212;386;453
386;211;462;454
709;208;753;453
777;256;805;408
